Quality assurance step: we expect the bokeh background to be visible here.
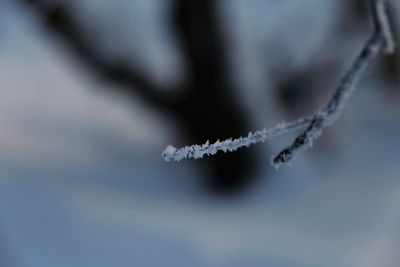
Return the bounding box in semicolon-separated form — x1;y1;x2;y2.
1;0;400;266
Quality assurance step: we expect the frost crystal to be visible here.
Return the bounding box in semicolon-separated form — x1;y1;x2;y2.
162;118;310;162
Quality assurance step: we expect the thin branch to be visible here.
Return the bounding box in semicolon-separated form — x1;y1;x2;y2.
373;0;396;53
162;117;311;162
272;0;395;168
162;0;396;167
20;0;175;110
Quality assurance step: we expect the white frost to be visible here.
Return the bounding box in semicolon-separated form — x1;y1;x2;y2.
161;118;310;162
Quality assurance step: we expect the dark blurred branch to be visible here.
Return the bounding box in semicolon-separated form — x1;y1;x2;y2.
172;0;231;95
18;0;260;192
168;0;260;191
19;0;175;111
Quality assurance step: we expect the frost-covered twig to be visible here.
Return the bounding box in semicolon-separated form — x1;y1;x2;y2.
162;117;311;162
162;0;396;166
373;0;396;54
272;0;395;168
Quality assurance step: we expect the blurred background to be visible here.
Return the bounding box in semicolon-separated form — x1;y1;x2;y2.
0;0;400;266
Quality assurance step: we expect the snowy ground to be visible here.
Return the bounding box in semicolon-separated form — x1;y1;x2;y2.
0;1;400;266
